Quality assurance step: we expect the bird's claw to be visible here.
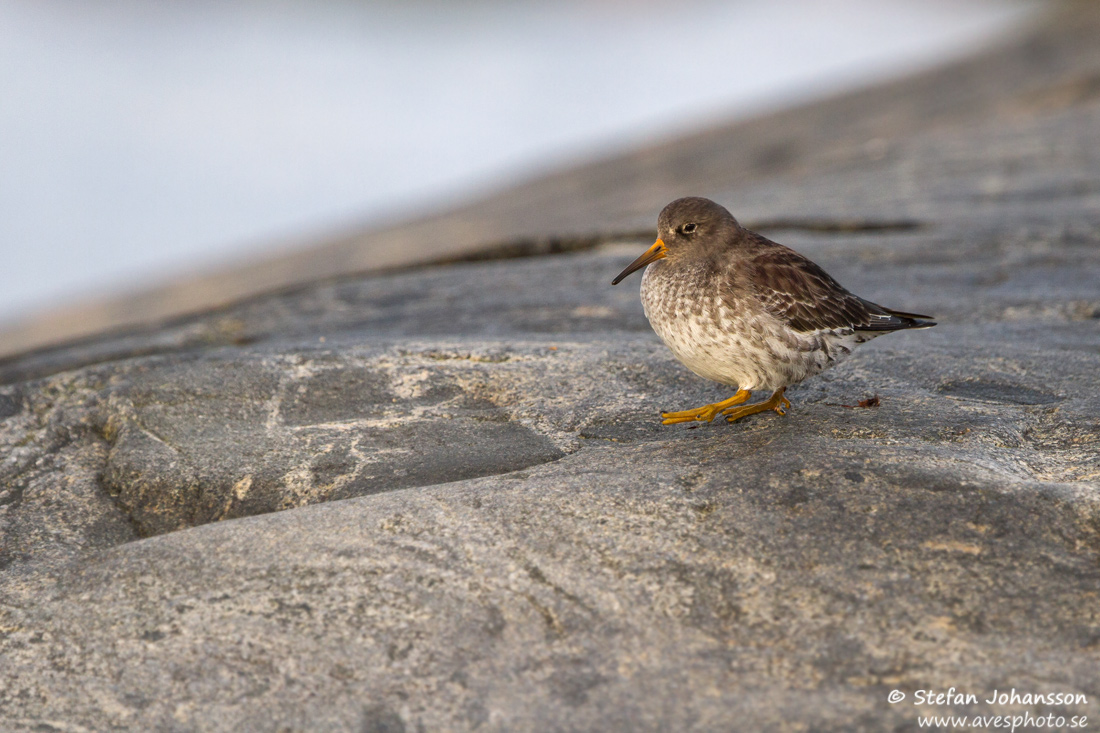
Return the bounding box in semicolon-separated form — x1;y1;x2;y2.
661;390;752;425
661;408;719;425
721;389;791;424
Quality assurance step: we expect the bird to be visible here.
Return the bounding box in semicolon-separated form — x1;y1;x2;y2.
611;197;935;425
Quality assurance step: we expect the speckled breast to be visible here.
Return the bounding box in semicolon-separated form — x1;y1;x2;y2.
639;260;841;391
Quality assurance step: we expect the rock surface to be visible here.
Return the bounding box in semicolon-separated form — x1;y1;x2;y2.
3;5;1100;731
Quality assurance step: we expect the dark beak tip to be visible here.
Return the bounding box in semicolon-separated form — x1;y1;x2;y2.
611;239;665;287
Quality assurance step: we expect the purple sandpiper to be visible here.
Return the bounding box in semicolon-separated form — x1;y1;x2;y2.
612;197;935;425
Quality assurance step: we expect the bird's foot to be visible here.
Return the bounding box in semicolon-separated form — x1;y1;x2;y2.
661;389;751;425
722;389;791;423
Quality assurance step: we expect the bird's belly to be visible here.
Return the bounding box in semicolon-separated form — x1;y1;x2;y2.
641;282;768;389
647;310;777;389
641;268;856;391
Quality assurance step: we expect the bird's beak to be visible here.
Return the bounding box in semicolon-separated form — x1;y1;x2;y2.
612;239;668;285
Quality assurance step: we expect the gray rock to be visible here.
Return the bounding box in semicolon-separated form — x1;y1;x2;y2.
0;391;19;420
2;5;1100;731
99;350;565;536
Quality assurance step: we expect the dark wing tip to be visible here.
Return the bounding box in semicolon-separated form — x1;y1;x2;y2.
851;304;936;332
886;307;936;330
859;317;937;332
884;308;935;321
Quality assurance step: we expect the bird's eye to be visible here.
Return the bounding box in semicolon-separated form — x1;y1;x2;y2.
680;223;697;235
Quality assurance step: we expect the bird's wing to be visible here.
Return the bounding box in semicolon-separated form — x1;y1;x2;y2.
748;245;926;333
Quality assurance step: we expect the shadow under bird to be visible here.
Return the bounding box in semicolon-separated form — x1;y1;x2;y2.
612;197;935;425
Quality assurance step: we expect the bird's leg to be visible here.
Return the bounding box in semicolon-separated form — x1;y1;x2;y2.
661;389;751;425
721;388;791;423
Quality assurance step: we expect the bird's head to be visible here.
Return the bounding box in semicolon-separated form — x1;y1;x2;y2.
612;197;740;284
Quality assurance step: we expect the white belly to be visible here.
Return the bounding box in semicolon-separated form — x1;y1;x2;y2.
639;263;863;391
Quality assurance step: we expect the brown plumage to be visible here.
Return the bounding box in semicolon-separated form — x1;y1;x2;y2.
746;233;932;334
612;197;935;425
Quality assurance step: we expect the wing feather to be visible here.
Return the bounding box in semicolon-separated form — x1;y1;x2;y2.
748;246;933;333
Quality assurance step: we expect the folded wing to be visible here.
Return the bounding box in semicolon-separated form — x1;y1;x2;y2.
748;245;935;333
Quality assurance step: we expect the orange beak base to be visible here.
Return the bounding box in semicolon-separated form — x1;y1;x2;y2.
611;239;668;285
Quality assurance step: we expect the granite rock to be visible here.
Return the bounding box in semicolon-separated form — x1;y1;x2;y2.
2;5;1100;731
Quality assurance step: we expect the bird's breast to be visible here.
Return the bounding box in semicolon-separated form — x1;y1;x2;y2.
639;260;850;390
640;262;766;387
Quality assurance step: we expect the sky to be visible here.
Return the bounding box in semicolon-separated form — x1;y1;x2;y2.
0;0;1036;324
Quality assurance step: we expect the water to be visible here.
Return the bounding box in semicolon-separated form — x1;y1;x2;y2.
0;0;1035;325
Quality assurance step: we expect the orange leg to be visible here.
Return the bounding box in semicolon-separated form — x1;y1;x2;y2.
661;389;751;425
721;388;791;424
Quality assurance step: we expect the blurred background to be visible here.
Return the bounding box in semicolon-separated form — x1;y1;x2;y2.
0;0;1036;330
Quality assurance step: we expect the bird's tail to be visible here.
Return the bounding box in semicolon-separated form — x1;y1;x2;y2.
854;301;937;332
884;308;937;329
